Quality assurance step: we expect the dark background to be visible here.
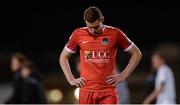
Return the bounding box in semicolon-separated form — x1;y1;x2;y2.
0;0;180;103
1;1;180;51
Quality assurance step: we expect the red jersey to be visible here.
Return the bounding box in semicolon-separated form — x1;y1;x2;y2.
65;25;133;91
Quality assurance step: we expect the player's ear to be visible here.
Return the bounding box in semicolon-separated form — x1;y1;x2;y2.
101;16;104;23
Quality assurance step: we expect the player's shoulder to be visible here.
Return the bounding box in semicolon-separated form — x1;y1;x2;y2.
159;65;171;73
104;25;122;32
70;27;88;38
73;27;88;33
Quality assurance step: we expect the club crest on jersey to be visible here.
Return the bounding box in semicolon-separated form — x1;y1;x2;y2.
84;51;91;59
101;37;109;45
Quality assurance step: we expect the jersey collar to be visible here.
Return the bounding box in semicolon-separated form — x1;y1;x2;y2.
88;25;106;36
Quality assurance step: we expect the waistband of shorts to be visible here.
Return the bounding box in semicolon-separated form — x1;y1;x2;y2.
80;87;117;92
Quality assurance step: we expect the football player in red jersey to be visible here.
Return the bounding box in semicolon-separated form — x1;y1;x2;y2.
60;6;142;104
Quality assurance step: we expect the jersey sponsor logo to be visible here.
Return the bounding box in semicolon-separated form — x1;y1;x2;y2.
84;50;110;63
101;37;109;45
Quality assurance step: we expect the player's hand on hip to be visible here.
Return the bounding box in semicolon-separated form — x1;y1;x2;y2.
106;73;127;87
69;77;86;87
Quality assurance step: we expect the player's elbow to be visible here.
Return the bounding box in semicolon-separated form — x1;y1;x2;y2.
138;50;142;60
135;48;142;61
129;45;142;60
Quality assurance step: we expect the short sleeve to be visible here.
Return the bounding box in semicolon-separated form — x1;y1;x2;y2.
116;29;133;52
65;29;79;53
156;69;166;90
158;69;166;85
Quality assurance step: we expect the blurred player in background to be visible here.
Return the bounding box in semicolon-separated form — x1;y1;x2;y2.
143;50;176;104
60;6;142;104
5;53;27;104
20;61;47;104
143;68;157;104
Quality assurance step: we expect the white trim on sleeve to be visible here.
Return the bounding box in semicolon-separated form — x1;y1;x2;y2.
124;43;134;52
64;46;76;53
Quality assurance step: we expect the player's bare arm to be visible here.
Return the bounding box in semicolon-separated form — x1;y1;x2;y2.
143;83;165;104
106;44;142;86
60;48;86;87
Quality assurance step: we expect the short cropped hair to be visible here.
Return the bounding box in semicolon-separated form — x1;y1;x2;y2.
84;6;102;23
11;53;27;63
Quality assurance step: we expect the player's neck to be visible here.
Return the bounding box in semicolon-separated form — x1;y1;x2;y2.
157;63;166;70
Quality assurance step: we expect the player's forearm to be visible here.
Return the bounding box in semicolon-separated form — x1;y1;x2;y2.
143;90;159;104
122;47;142;77
143;83;164;104
60;55;75;83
